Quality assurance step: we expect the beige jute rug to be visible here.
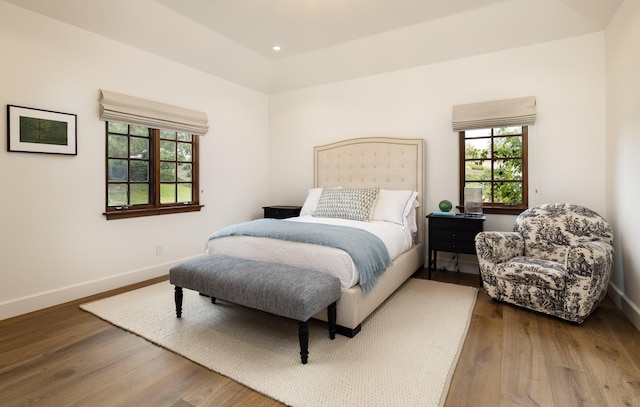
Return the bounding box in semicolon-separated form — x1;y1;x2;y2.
81;278;477;407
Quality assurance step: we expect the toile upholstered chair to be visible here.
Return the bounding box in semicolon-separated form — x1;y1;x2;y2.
475;203;614;324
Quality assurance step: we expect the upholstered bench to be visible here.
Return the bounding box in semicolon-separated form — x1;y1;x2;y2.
169;254;342;364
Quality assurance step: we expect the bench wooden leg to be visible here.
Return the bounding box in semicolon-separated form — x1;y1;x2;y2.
198;292;217;304
298;320;309;364
328;302;337;340
174;286;183;318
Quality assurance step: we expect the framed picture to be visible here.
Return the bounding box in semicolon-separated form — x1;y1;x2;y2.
7;105;77;155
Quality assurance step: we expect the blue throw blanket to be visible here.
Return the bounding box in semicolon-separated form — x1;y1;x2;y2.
207;219;392;295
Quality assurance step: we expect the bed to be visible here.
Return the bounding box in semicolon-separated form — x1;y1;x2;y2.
206;137;425;336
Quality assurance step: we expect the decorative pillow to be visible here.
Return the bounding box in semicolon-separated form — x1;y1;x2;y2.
313;187;380;222
299;188;323;216
372;189;418;227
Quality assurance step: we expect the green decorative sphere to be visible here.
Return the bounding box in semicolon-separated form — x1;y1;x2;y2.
439;200;453;212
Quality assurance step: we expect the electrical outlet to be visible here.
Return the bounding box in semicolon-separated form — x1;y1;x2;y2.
156;244;163;255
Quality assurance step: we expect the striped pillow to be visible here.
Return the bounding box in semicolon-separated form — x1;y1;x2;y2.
312;187;380;222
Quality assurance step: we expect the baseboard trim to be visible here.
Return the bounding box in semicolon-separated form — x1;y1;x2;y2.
607;282;640;332
0;257;198;321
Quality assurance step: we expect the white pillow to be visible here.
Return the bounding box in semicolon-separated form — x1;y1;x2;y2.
299;188;323;216
372;189;418;227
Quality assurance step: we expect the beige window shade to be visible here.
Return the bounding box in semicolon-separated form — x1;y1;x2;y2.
99;89;209;135
452;96;536;131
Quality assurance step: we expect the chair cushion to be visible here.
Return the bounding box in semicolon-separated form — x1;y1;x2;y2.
496;256;566;290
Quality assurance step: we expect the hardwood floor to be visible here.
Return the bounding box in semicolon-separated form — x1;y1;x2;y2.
1;271;639;406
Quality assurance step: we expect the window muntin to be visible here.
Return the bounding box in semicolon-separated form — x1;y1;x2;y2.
105;121;201;219
460;126;528;214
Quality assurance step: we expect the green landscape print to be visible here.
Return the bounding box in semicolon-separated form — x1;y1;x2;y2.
19;116;68;145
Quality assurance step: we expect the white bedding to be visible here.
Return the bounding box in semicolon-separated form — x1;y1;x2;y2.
204;215;413;289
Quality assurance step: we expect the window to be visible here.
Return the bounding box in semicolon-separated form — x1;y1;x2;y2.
105;121;201;220
459;126;528;215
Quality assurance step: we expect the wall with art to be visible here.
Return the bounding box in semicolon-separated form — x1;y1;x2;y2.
0;2;269;319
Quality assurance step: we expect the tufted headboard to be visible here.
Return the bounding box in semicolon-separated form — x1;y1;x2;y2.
314;137;425;243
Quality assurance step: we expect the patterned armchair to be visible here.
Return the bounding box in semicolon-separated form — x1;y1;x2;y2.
475;203;614;324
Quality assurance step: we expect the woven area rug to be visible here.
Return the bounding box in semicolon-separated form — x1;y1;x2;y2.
81;278;477;407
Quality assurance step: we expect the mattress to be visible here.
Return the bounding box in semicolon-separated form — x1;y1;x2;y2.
205;215;413;289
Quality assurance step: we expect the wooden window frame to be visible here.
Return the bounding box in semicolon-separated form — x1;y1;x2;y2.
104;123;203;220
459;126;528;215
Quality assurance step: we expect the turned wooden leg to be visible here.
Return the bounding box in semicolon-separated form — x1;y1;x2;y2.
174;286;183;318
328;302;337;340
298;320;309;364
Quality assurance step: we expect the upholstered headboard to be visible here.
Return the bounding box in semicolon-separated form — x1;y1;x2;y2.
314;137;425;243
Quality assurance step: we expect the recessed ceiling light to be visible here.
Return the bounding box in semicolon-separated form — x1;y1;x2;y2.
272;46;281;52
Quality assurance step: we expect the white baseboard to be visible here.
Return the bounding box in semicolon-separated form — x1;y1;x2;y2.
607;282;640;332
0;257;197;321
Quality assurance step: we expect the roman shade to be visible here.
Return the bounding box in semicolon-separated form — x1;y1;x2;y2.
99;89;209;135
452;96;536;131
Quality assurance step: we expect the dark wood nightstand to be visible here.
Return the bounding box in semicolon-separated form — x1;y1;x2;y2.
427;213;486;280
263;205;302;219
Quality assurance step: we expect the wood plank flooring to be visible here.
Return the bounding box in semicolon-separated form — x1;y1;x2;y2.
1;271;639;406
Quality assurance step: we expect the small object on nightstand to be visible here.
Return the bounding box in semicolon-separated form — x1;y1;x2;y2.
263;205;302;219
431;211;455;217
438;199;453;212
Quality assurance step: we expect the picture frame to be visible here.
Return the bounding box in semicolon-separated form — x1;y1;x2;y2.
7;105;77;155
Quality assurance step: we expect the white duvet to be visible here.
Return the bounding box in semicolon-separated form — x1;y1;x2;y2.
204;215;413;289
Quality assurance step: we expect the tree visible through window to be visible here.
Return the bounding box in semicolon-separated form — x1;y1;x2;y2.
459;126;528;214
105;121;201;219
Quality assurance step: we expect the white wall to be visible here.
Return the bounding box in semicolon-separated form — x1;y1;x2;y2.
605;0;640;330
269;33;607;237
0;3;269;320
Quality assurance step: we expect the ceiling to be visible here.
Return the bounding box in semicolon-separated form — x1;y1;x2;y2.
154;0;513;59
5;0;623;93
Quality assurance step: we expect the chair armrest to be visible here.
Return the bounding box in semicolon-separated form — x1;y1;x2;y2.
565;241;614;278
564;241;614;321
475;231;524;264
